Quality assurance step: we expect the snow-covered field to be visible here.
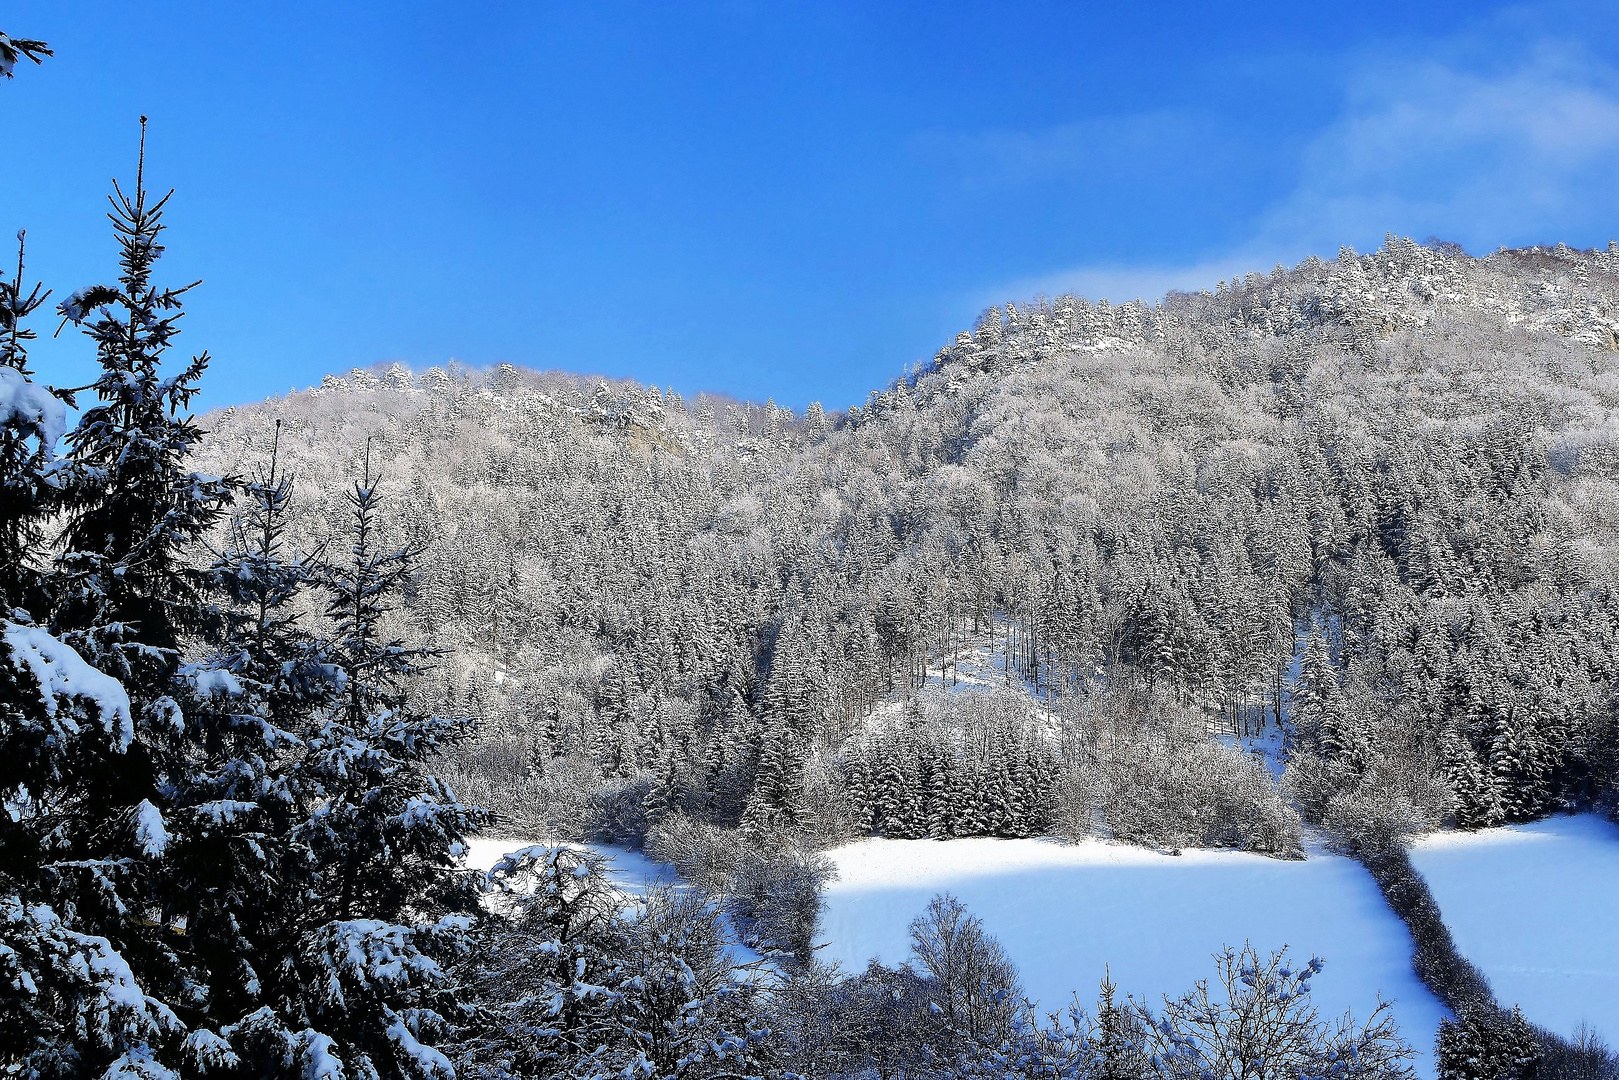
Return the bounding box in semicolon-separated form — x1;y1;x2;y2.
1410;814;1619;1042
819;837;1449;1076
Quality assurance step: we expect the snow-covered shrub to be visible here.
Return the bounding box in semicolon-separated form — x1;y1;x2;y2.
1538;1024;1619;1080
642;811;743;894
1057;696;1303;855
454;845;768;1080
1129;943;1412;1080
643;812;832;967
1356;835;1496;1017
727;835;833;967
796;747;868;845
763;900;1415;1080
906;893;1027;1049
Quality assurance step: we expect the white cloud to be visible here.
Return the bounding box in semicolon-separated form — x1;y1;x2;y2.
980;39;1619;308
1265;42;1619;251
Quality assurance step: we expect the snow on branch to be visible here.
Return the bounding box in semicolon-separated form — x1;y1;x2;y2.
0;365;66;455
4;620;134;750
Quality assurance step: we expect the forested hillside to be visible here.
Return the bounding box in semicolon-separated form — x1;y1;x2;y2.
196;237;1619;851
15;22;1619;1080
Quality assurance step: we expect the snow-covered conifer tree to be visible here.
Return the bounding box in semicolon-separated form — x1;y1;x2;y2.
52;120;233;692
2;124;234;1078
0;231;67;610
6;122;489;1078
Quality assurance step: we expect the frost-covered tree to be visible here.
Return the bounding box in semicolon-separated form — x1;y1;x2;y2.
1131;944;1411;1080
907;892;1026;1049
456;846;768;1080
52;118;233;693
1437;1007;1543;1080
4;116;487;1079
0;230;67;610
2;124;237;1079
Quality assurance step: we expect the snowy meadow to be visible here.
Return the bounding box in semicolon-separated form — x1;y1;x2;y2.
819;836;1451;1076
1411;815;1619;1043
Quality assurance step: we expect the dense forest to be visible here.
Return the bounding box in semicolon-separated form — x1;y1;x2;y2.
194;236;1619;855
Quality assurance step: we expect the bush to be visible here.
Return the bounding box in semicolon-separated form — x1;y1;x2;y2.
454;845;768;1079
586;772;653;844
1057;695;1304;856
1355;833;1496;1016
1130;942;1412;1080
763;909;1416;1080
643;812;833;968
1539;1025;1619;1080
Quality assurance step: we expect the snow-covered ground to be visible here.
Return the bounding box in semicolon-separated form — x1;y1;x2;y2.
917;633;1026;698
819;836;1449;1076
1409;814;1619;1042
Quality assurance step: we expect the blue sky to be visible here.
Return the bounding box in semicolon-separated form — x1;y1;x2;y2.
5;2;1619;411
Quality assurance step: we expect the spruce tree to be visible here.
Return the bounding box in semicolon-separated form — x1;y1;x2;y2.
2;125;235;1078
1438;1008;1543;1080
0;231;67;611
1294;631;1353;764
5;126;487;1076
742;708;803;833
305;443;487;924
52;120;233;691
842;747;875;835
874;738;909;837
924;744;954;839
203;422;330;719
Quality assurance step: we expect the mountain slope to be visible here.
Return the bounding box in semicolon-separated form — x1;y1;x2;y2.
195;236;1619;847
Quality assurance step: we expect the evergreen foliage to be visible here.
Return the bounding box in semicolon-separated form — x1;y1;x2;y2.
1;112;486;1079
0;230;66;610
454;845;769;1080
1438;1008;1544;1080
194;236;1619;850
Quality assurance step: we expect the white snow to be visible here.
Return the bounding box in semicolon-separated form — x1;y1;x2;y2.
102;1047;180;1080
181;1030;240;1072
0;364;65;455
3;621;134;751
133;799;168;858
387;1019;455;1079
297;1030;346;1080
56;287;102;326
820;836;1449;1076
186;667;244;698
1409;814;1619;1042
